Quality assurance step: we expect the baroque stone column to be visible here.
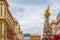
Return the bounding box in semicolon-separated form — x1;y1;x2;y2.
42;6;53;40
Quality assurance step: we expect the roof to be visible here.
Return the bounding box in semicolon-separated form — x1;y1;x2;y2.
23;34;30;37
58;12;60;16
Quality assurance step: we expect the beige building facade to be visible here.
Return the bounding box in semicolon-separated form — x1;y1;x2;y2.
14;21;24;40
15;21;20;40
0;0;15;40
0;0;23;40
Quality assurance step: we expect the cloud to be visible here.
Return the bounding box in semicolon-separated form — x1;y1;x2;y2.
7;0;60;36
8;0;52;5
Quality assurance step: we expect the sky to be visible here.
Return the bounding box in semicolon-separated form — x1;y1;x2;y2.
7;0;60;36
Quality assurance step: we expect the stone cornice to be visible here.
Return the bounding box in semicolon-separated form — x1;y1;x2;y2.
0;0;9;7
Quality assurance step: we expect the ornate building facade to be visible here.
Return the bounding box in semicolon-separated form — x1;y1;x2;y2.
42;6;53;40
54;12;60;40
14;21;21;40
30;34;41;40
0;0;23;40
55;12;60;35
14;21;24;40
0;0;15;40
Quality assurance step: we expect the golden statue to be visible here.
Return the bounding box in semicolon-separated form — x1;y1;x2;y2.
44;6;50;17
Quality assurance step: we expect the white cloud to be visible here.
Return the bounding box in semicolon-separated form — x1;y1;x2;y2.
8;0;60;36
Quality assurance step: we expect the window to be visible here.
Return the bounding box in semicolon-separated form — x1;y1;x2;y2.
7;28;14;40
0;22;2;36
